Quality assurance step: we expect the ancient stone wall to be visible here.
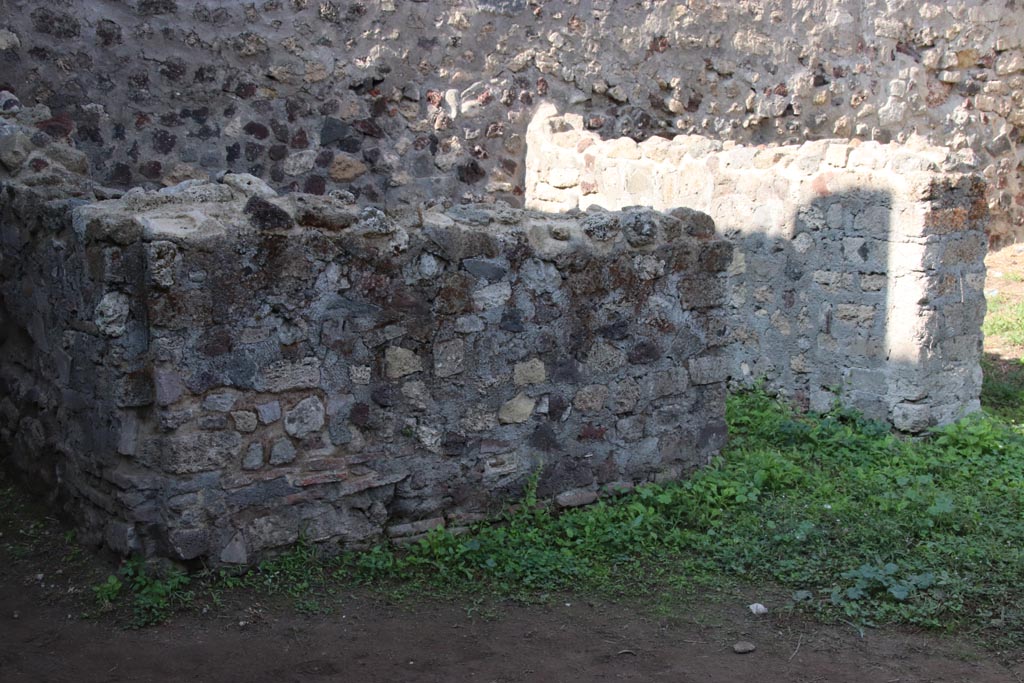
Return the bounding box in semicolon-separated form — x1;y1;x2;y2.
0;132;730;562
0;0;1022;242
526;107;988;430
0;0;997;564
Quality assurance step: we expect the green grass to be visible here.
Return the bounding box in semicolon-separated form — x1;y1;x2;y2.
92;391;1024;646
356;396;1022;639
981;356;1024;424
983;296;1024;346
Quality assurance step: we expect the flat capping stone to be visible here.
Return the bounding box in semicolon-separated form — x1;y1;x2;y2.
68;175;721;257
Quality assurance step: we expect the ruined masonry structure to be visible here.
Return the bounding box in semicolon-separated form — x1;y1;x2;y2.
0;0;1021;243
0;143;731;562
527;107;988;430
0;0;996;563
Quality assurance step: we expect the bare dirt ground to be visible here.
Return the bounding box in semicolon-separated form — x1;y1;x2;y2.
985;243;1024;362
2;556;1022;683
2;247;1023;683
4;598;1024;683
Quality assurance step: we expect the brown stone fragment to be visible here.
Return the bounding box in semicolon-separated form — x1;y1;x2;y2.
329;153;368;182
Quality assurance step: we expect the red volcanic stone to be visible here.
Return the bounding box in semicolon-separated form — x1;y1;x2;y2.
36;113;75;139
243;122;270;139
152;129;177;153
139;160;163;179
303;175;326;195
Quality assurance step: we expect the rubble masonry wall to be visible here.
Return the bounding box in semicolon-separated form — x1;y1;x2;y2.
526;107;987;430
0;0;1022;242
1;161;730;563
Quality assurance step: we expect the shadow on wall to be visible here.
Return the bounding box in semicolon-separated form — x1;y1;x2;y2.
524;103;988;430
731;190;895;419
729;182;985;430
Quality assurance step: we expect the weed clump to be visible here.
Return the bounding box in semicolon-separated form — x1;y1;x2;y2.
94;557;193;626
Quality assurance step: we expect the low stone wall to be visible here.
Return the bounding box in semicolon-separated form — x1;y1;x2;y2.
0;150;731;563
527;107;988;430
